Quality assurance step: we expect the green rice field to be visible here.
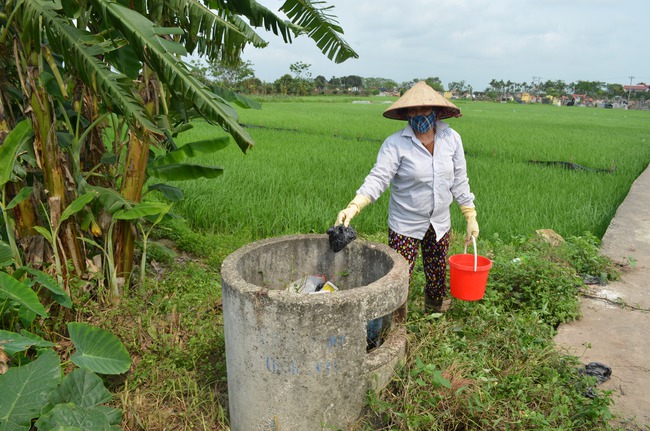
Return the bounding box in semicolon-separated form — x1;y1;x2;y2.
168;97;650;242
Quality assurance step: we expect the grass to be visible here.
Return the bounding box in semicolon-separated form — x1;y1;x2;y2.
166;99;650;240
97;99;650;430
104;223;623;430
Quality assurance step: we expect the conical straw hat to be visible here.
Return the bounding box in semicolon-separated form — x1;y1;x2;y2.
383;81;461;120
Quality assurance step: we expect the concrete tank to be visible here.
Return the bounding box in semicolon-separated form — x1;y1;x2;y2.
221;234;409;431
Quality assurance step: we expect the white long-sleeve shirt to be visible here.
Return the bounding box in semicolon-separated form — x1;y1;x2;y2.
357;121;475;241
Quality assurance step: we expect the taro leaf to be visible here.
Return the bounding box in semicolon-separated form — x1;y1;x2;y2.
68;323;132;375
0;330;55;356
22;267;72;308
0;272;48;318
34;403;119;431
17;307;37;329
0;120;33;187
147;163;224;181
94;405;123;426
147;183;184;201
44;368;112;412
0;350;62;431
6;187;33;210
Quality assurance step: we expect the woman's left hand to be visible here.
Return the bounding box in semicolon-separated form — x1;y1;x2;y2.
460;205;479;241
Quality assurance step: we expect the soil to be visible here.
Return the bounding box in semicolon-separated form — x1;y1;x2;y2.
554;167;650;430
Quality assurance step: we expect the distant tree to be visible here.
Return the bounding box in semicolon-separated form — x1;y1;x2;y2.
314;75;328;90
448;80;468;94
329;76;342;87
363;77;398;93
573;81;606;97
540;80;568;98
488;79;506;99
241;77;265;94
274;74;294;95
554;80;568;96
297;80;314;95
343;75;363;88
204;60;256;90
424;77;444;92
484;90;500;100
606;83;626;98
290;61;312;80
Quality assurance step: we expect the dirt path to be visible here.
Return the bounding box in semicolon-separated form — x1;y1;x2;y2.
554;167;650;430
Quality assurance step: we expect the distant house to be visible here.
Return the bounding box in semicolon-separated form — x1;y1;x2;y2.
623;84;649;93
545;95;559;105
572;94;586;103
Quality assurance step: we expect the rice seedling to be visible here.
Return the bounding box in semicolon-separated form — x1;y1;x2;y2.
167;99;650;241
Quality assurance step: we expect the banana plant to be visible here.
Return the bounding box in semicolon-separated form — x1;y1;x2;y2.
33;192;97;289
0;120;33;268
1;0;358;292
113;202;173;287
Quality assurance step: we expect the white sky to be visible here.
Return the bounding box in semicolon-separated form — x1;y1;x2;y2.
233;0;649;91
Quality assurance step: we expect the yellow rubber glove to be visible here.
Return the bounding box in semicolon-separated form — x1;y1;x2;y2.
460;205;479;241
336;194;371;227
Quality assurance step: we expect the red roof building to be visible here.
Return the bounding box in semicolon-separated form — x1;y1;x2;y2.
623;84;649;92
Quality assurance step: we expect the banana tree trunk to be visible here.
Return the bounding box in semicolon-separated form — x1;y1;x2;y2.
79;86;112;188
0;95;8;144
3;99;41;247
6;181;49;267
114;132;150;282
29;79;84;279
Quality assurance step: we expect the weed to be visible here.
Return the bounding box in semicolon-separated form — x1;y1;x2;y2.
107;226;622;431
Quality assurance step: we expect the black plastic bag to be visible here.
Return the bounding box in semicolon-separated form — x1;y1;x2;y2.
580;362;612;383
327;225;357;253
578;362;612;398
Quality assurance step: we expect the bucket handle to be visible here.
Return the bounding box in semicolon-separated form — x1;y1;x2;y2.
462;235;478;272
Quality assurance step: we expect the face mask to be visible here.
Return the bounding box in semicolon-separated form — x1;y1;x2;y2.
407;111;437;134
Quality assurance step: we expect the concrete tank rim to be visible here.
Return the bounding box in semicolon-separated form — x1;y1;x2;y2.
220;233;409;304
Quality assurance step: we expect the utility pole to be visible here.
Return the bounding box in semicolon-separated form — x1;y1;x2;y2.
532;76;542;97
627;75;635;106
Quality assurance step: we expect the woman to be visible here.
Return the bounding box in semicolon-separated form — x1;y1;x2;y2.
336;81;479;313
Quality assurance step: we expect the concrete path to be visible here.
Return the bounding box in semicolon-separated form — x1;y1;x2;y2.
554;166;650;430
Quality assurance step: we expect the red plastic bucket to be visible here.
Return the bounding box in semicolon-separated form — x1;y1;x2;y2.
449;237;492;301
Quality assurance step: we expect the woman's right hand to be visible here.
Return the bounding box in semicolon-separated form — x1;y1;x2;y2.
336;207;357;227
336;195;371;226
